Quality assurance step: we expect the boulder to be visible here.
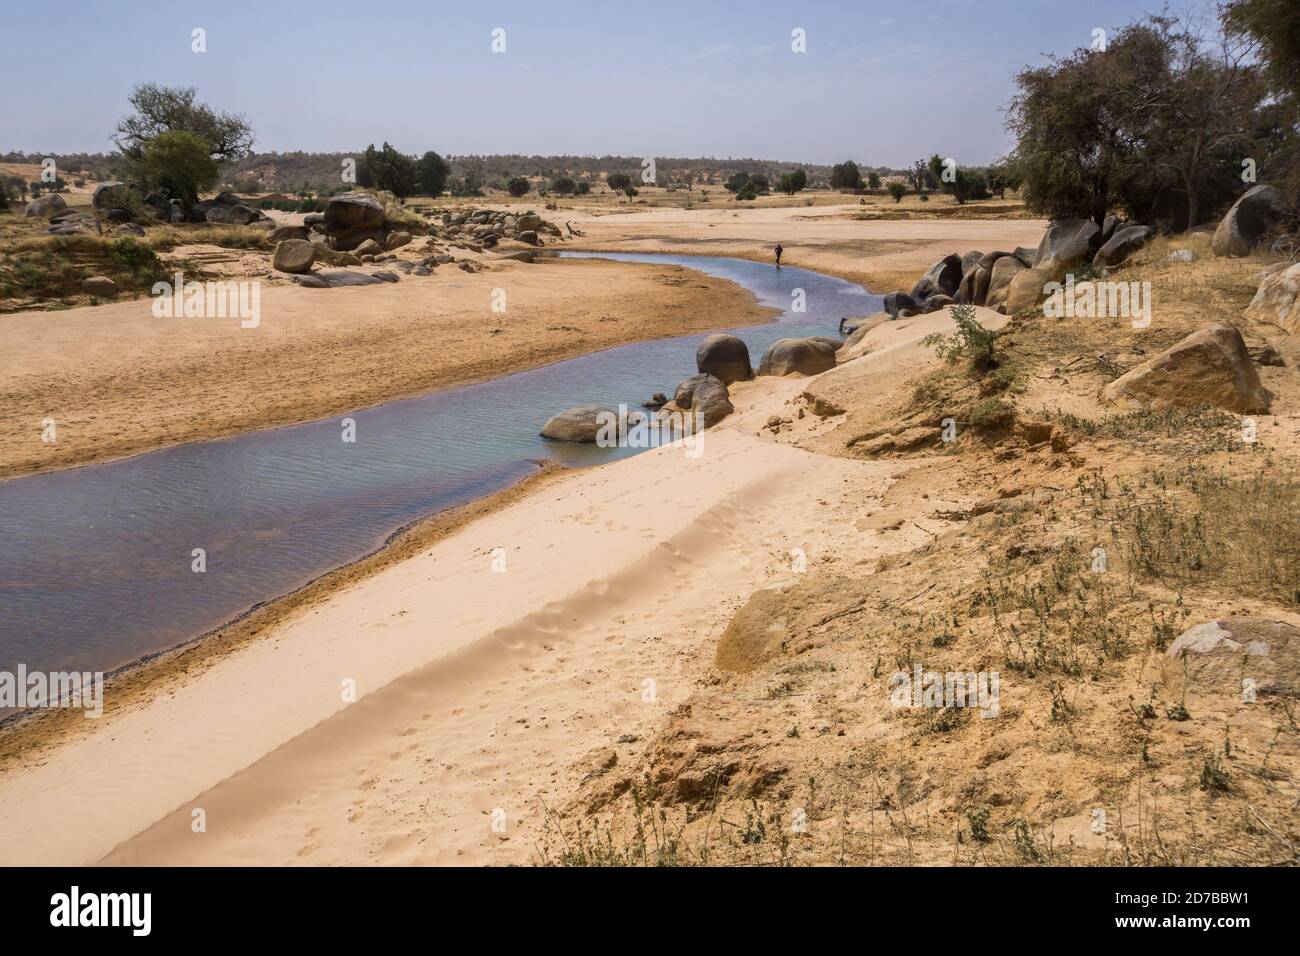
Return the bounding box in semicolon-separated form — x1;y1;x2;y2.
883;291;920;318
841;313;891;353
324;192;387;250
1033;218;1101;272
540;404;618;443
841;311;889;336
673;373;722;409
757;338;837;377
142;192;172;221
91;181;128;209
516;230;541;246
688;375;735;427
1100;215;1121;246
1100;323;1274;414
1093;224;1152;269
695;334;753;384
1212;185;1284;257
978;250;1015;271
25;193;67;218
1164;617;1300;699
268;225;309;244
516;213;543;231
919;293;954;313
984;255;1028;310
1245;261;1300;334
272;239;316;274
385;230;413;251
290;269;387;288
81;276;118;297
1003;266;1057;314
910;254;963;301
353;238;383;257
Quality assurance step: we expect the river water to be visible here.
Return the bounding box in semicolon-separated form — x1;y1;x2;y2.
0;252;877;680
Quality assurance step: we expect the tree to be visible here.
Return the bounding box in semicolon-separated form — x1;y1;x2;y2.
416;151;451;197
887;181;907;203
606;172;632;192
867;171;882;190
830;160;862;190
1007;24;1169;226
135;130;219;205
114;84;253;162
778;169;807;194
748;175;770;194
725;171;751;192
361;143;418;199
506;176;530;197
576;181;591;195
551;176;576;195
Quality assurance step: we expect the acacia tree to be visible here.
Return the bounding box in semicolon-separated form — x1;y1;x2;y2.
135;130;219;205
114;84;253;162
416;151;451;197
361;143;418;198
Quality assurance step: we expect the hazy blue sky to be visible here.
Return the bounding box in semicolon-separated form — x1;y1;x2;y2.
2;0;1218;166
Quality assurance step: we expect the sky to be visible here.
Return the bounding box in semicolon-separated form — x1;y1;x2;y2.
1;0;1220;167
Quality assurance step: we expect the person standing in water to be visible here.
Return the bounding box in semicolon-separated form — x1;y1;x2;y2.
774;242;784;266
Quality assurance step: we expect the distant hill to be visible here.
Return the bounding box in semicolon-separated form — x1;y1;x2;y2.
2;149;904;195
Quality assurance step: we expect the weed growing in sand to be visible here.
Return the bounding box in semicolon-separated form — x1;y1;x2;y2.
924;304;1000;374
967;807;991;843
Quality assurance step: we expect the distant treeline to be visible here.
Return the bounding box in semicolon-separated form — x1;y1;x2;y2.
0;150;909;196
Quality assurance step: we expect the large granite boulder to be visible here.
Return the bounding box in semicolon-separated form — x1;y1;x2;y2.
684;375;735;427
1032;218;1101;272
910;254;964;302
1245;261;1300;334
1212;185;1284;257
757;338;837;377
272;239;316;274
540;404;619;443
25;193;67;218
91;181;127;208
1101;323;1274;414
695;334;753;384
1003;267;1056;314
324;192;387;251
883;291;920;318
984;254;1028;311
1093;224;1152;269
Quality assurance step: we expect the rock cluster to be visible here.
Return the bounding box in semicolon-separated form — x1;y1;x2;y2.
433;208;564;248
884;215;1158;318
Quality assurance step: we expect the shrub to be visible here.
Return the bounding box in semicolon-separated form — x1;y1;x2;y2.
924;304;1000;374
550;176;576;195
506;177;530;197
135;129;220;205
887;181;906;203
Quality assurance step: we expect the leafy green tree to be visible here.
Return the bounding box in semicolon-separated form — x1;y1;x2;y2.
725;171;751;192
551;176;576;195
134;130;219;205
576;181;591;195
866;171;882;190
830;160;862;190
506;176;530;197
114;84;253;162
362;143;418;199
606;172;633;192
416;151;451;197
778;169;807;194
887;181;907;203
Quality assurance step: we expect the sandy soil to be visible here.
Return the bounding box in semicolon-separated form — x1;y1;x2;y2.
0;309;979;866
556;202;1047;291
0;256;773;479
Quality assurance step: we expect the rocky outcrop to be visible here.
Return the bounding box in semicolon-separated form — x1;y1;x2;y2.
540;404;618;443
268;225;309;244
1245;262;1300;334
25;193;67;218
984;255;1028;311
324;192;387;251
1033;218;1101;272
688;375;735;427
81;276;118;297
758;338;837;377
272;239;315;274
1165;617;1299;699
1211;185;1283;257
1093;224;1152;268
883;291;920;318
910;254;963;302
289;269;395;289
1100;323;1274;414
695;334;753;384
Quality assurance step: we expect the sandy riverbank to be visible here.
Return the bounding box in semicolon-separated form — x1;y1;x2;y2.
0;255;775;480
0;304;992;866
